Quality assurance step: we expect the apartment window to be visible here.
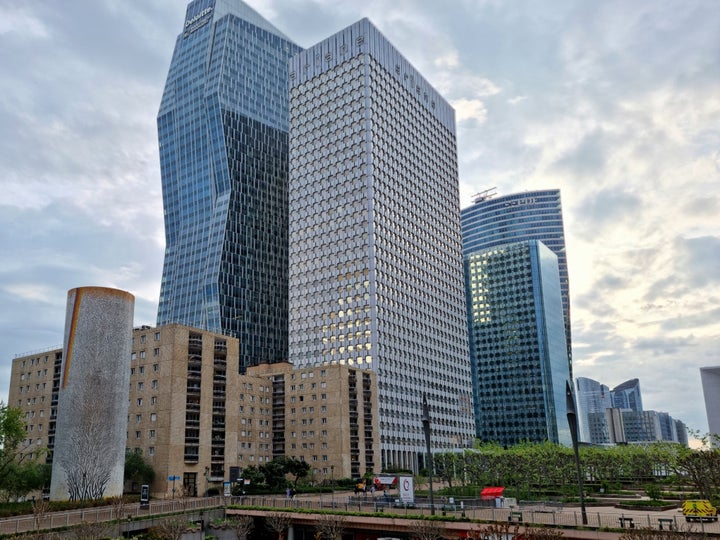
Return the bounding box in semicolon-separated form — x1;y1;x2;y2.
149;430;156;439
153;363;159;372
135;431;141;439
140;335;146;344
139;366;145;374
152;380;158;389
137;398;143;406
149;447;155;456
321;382;327;388
321;430;327;437
154;332;160;341
322;418;327;424
131;353;137;360
151;413;157;422
154;348;160;357
322;455;328;461
151;396;157;405
321;394;327;400
131;368;136;375
136;415;141;423
140;351;146;359
137;382;143;390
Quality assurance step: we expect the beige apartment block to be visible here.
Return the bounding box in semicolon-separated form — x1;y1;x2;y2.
9;324;380;498
8;347;60;464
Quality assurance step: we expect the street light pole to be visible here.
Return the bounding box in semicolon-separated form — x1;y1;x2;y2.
566;380;588;525
422;393;435;516
330;465;335;507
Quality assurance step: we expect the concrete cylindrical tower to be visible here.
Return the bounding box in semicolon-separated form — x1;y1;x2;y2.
50;287;134;501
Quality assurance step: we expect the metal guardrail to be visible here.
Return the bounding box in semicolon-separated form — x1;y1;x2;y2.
2;495;718;536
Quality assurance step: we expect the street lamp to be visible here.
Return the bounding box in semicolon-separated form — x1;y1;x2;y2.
566;380;588;525
422;393;435;516
330;465;335;507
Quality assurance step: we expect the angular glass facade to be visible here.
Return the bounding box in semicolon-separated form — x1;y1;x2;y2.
287;19;475;472
575;376;612;443
465;240;571;446
461;190;572;374
610;378;643;411
156;0;301;371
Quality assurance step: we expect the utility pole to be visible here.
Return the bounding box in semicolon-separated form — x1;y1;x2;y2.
422;393;435;516
566;380;588;525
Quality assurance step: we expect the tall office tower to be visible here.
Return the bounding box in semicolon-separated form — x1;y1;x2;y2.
461;189;572;375
287;19;475;471
575;376;612;443
465;240;571;446
611;378;643;411
700;366;720;443
156;0;302;371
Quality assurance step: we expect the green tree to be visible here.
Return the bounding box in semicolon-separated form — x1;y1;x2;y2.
285;457;310;488
124;452;156;487
0;460;51;502
262;459;289;490
0;403;28;477
241;465;266;491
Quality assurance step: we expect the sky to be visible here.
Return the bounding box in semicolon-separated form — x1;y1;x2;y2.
1;0;718;438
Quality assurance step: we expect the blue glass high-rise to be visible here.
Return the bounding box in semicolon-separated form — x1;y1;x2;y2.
462;189;572;374
156;0;301;371
465;240;571;446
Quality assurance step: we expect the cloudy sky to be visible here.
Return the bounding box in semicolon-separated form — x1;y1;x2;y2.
1;0;718;437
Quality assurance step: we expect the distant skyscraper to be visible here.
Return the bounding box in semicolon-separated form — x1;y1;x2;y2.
611;378;643;411
575;377;612;443
700;366;720;442
156;0;302;371
287;19;475;471
465;240;571;446
461;189;572;374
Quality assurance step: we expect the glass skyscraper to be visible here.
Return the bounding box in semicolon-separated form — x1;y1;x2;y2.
610;378;643;411
465;240;571;446
575;376;612;443
461;189;572;374
287;19;475;472
156;0;301;371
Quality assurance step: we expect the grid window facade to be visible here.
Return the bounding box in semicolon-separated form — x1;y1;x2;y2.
156;0;302;372
461;190;572;373
465;240;570;446
288;19;474;470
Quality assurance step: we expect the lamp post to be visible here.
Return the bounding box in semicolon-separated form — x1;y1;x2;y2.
422;393;435;516
330;465;335;507
566;380;588;525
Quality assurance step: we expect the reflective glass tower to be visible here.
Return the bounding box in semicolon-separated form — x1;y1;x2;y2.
287;19;475;472
575;376;612;443
461;189;572;374
156;0;302;371
610;378;643;411
465;240;571;446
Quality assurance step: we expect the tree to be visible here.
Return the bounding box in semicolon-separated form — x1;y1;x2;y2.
262;459;289;491
265;512;292;540
0;402;30;479
313;514;346;540
0;460;51;502
155;515;189;540
408;519;446;540
285;457;310;488
227;515;254;540
124;452;156;487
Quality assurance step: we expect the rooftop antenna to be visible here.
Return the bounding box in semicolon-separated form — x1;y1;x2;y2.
471;187;497;204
